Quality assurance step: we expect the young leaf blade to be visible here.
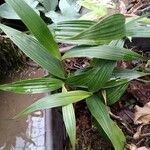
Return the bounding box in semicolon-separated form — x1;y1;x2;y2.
53;14;126;45
6;0;61;59
52;20;95;39
0;24;65;79
126;16;150;38
106;83;129;105
41;0;58;11
62;45;142;61
62;104;76;150
86;95;125;150
0;77;63;94
62;87;76;150
67;60;116;92
72;14;125;40
112;68;150;81
88;60;115;92
15;90;92;118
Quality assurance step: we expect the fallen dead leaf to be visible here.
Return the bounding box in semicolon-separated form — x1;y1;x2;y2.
119;0;127;14
137;148;149;150
134;102;150;124
127;144;149;150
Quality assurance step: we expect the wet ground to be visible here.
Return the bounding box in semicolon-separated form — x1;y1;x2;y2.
0;66;47;150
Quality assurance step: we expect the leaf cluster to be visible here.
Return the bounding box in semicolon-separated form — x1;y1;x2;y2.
0;1;150;150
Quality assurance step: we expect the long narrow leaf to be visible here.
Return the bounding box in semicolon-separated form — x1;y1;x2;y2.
52;20;95;38
15;90;92;118
0;3;20;19
62;86;76;150
0;77;63;94
67;60;116;92
54;14;125;45
88;60;115;92
103;79;128;89
126;15;150;38
0;24;65;79
106;83;129;105
86;95;125;150
6;0;60;59
62;45;142;61
52;20;97;45
63;104;76;150
103;68;149;89
72;14;125;40
0;1;39;20
105;69;150;105
112;68;150;80
41;0;58;11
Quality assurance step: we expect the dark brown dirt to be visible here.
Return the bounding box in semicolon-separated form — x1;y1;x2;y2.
75;82;150;149
75;102;112;150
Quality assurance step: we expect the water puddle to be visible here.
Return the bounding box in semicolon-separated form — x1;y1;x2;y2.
0;66;47;150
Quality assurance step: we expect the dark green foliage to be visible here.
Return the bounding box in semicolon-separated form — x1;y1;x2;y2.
0;1;150;150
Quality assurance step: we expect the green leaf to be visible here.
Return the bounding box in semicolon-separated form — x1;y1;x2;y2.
53;14;125;45
87;60;116;92
103;68;149;89
103;79;128;89
102;68;149;89
62;104;76;150
62;86;76;150
0;1;39;19
67;60;116;92
126;15;150;38
66;67;93;88
78;0;108;20
39;0;58;11
92;117;110;141
0;24;65;79
6;0;60;59
66;0;78;5
62;45;142;61
46;11;72;23
69;14;125;43
86;95;125;150
0;77;63;94
112;68;150;81
45;0;80;23
59;0;80;17
0;3;20;19
102;68;150;105
52;19;95;38
15;90;92;118
106;83;129;105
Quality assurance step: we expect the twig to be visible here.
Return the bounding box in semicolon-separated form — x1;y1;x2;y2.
136;79;150;83
109;111;134;135
134;124;150;140
140;132;150;138
109;111;123;121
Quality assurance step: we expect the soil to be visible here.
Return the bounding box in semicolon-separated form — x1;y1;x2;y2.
75;102;112;150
